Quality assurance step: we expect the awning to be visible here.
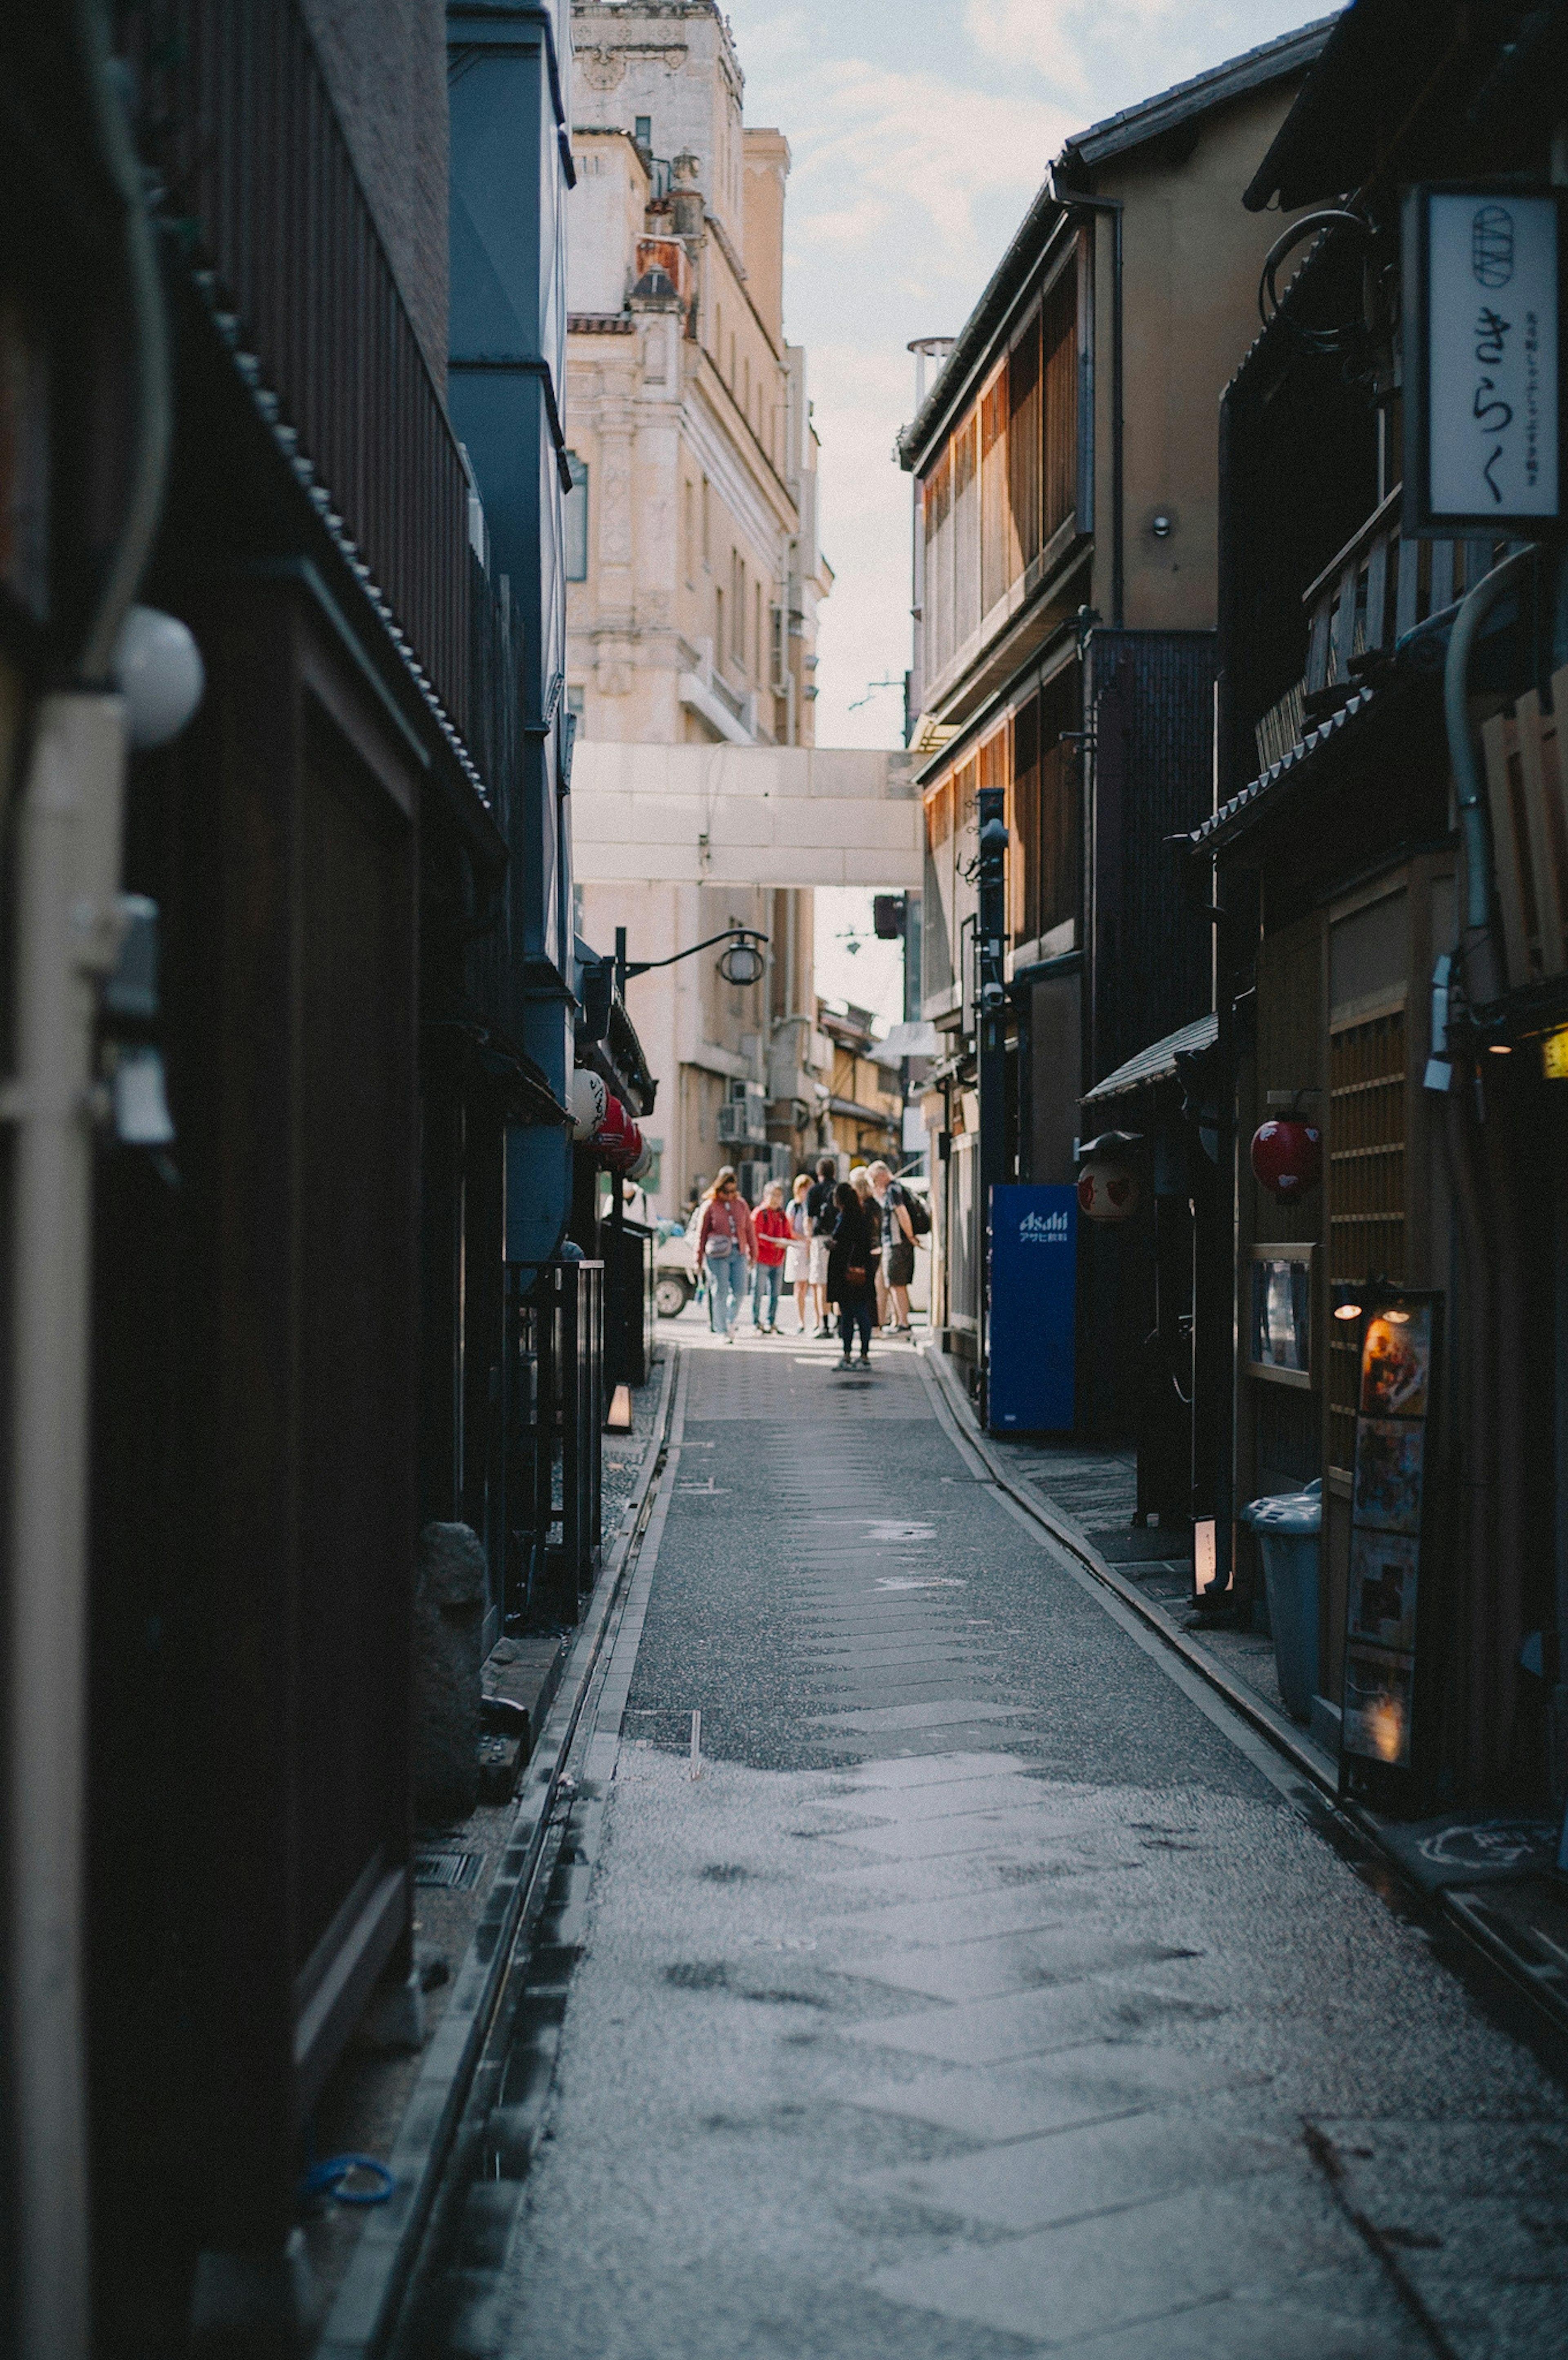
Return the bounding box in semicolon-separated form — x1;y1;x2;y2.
1081;1011;1217;1106
871;1020;944;1065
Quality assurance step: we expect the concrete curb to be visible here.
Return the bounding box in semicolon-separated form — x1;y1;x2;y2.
314;1345;682;2360
916;1341;1568;2050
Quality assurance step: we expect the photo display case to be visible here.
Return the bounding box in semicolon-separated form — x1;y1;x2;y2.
1340;1286;1443;1806
1247;1245;1316;1390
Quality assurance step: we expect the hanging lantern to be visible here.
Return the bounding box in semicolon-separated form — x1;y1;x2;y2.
606;1118;645;1173
1076;1130;1140;1223
1251;1118;1322;1198
1077;1161;1140;1222
570;1066;608;1142
626;1137;655;1182
590;1093;644;1169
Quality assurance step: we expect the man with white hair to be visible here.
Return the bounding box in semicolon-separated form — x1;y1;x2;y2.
867;1160;916;1336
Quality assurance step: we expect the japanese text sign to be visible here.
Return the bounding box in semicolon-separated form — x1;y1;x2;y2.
1405;186;1564;537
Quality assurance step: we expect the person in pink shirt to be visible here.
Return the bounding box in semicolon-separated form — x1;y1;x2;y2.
751;1179;791;1333
695;1167;755;1342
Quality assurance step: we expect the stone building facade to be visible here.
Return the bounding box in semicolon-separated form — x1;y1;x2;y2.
567;0;835;1213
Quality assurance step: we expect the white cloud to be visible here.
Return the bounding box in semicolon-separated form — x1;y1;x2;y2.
790;61;1071;262
803;346;918;749
964;0;1334;117
797;193;896;249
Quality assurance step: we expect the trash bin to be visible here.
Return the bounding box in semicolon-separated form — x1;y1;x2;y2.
1242;1481;1321;1723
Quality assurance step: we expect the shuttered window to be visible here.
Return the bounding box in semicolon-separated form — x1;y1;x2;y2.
1009;310;1040;578
953;408;980;655
1011;695;1040;948
1043;267;1077;544
980;370;1009;618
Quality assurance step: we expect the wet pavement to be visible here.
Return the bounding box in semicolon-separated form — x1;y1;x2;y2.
494;1319;1568;2358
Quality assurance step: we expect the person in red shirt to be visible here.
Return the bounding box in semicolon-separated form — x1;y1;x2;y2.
751;1179;791;1334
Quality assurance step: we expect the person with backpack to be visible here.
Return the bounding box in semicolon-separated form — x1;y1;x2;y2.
804;1153;839;1338
695;1167;755;1343
825;1180;878;1368
867;1159;924;1336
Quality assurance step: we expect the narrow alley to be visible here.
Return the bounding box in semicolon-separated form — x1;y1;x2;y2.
438;1322;1568;2359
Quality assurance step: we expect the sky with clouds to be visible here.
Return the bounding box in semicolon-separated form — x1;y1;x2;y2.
723;0;1335;751
719;0;1336;1020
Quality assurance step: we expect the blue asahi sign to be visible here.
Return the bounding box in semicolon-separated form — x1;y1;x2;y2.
1407;185;1564;535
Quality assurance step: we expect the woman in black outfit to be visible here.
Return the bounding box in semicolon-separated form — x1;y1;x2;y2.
825;1179;877;1367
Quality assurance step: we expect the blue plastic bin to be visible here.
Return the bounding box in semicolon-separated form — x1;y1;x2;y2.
1243;1481;1321;1722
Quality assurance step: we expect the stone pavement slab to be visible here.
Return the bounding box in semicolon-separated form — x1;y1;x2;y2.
487;1328;1568;2360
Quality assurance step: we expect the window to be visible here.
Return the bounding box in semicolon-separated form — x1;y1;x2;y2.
683;479;695;586
980;369;1008;617
564;452;588;581
1042;265;1077;544
743;355;751;419
731;553;747;667
634;115;652;147
755;581;763;681
714;585;724;668
701;475;710;567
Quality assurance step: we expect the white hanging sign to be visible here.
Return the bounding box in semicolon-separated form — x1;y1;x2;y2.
1405;185;1564;536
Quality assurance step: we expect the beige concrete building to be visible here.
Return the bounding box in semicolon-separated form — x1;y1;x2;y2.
566;0;836;1214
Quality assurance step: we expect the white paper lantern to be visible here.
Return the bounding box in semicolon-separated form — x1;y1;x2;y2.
569;1066;607;1141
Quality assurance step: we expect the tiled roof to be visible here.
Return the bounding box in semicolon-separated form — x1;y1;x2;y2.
1187;685;1377;850
1081;1011;1219;1106
1063;17;1340;170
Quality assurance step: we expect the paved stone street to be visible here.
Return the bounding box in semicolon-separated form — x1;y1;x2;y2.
497;1321;1568;2358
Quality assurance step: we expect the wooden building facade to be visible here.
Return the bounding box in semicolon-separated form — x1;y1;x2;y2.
900;23;1330;1428
1193;0;1568;1809
0;2;597;2350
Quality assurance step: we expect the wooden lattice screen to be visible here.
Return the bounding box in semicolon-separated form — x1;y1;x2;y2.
1327;1006;1407;1470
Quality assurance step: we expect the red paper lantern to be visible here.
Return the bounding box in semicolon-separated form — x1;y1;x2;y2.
1077;1161;1140;1222
1250;1118;1322;1198
590;1093;644;1170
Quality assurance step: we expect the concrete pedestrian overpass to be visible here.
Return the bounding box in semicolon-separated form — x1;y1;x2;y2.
568;743;922;890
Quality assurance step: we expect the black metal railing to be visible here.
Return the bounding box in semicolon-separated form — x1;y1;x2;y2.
124;0;473;738
506;1259;603;1620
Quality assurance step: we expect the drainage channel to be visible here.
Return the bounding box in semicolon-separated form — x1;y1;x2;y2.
385;1354;689;2359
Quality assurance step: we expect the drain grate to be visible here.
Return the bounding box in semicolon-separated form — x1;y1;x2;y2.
414;1851;483;1891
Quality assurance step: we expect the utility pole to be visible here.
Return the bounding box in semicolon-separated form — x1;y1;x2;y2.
976;788;1009;1410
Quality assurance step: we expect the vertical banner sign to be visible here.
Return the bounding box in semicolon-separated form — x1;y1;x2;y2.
1340;1288;1443;1803
1406;185;1564;535
988;1185;1076;1433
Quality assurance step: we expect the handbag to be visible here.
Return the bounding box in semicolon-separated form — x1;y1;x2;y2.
845;1261;869;1288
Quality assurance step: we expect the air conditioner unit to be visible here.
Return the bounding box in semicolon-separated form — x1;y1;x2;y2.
717;1079;767;1146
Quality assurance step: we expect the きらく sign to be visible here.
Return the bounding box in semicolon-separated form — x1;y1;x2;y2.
1405;185;1564;534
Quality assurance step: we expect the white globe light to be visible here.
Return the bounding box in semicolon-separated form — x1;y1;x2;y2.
113;605;205;749
569;1066;608;1141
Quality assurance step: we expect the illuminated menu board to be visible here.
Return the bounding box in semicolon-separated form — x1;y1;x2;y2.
1341;1289;1443;1802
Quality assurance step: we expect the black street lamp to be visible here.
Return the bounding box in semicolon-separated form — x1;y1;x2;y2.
612;921;768;1002
601;923;770;1251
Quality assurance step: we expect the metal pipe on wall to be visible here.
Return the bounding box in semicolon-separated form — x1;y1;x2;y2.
7;9;172;2352
1056;190;1124;629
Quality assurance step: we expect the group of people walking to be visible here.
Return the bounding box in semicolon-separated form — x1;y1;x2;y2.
693;1156;922;1369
